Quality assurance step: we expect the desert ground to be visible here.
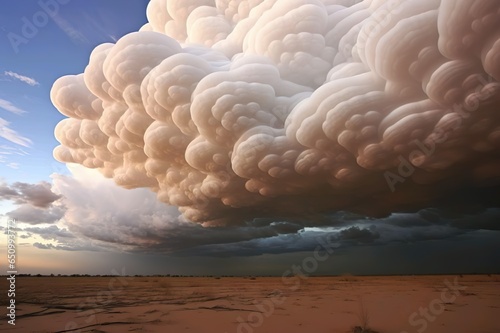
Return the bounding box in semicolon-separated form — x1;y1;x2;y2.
1;275;499;333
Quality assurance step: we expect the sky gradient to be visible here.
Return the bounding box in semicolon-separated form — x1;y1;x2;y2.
1;0;499;276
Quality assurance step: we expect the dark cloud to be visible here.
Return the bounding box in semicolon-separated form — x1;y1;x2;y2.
44;165;500;257
448;209;500;231
33;242;52;250
33;242;100;252
339;226;380;244
0;185;18;197
0;181;61;208
168;209;500;257
1;180;65;225
33;242;98;251
6;204;65;225
24;225;75;240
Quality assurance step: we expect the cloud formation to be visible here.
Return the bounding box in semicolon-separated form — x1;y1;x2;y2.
6;204;65;225
52;0;500;225
25;225;74;241
0;98;31;151
1;181;64;224
22;164;495;256
0;98;27;115
0;144;28;169
4;71;39;86
0;181;62;208
0;118;32;147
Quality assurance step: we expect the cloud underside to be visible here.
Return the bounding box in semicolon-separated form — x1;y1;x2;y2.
14;165;493;256
18;0;497;254
3;164;497;256
50;0;500;225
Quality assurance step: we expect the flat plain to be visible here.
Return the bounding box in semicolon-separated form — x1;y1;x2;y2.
1;275;499;333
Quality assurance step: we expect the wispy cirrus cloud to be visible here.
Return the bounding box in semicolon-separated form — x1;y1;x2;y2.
0;145;28;169
4;71;39;86
0;98;31;152
6;162;20;169
82;12;118;42
0;98;26;115
0;145;29;156
0;117;32;147
52;15;89;45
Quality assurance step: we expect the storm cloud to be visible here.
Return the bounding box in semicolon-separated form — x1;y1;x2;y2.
51;0;500;226
27;164;496;256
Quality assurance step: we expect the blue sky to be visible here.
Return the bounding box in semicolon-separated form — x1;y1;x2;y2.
0;0;167;274
0;0;499;276
0;0;149;183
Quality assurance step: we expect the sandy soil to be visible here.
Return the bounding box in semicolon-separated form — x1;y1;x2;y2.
1;275;499;333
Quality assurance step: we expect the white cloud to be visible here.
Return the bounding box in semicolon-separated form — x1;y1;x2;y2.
6;162;19;169
51;164;184;248
0;145;28;156
0;145;28;169
0;98;26;115
4;71;39;86
52;15;89;45
0;117;32;147
52;0;500;224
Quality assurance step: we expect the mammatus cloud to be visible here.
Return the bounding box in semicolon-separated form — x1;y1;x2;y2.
52;0;500;225
4;71;39;86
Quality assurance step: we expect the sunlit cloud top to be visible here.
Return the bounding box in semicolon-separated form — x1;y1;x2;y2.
51;0;500;228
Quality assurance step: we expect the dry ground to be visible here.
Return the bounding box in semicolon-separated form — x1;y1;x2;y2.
0;275;499;333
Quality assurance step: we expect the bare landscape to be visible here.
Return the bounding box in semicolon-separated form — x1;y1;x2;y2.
1;275;499;333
